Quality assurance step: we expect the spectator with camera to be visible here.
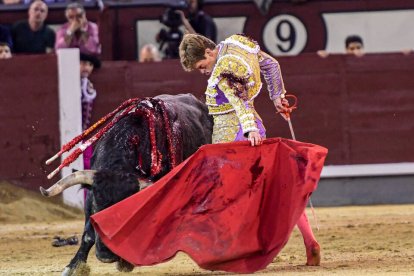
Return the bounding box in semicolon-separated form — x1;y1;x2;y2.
184;0;216;42
175;0;217;43
55;2;101;55
157;4;186;59
157;0;216;59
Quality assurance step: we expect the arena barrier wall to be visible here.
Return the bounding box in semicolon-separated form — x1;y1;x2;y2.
1;0;414;60
0;53;413;193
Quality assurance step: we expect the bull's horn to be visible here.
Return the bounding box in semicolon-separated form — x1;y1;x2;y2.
40;170;97;197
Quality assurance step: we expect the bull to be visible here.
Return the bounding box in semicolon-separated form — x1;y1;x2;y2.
40;94;213;275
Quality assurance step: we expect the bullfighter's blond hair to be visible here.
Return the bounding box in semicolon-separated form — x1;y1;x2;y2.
179;34;216;72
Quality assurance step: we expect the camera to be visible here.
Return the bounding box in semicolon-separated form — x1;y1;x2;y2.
159;8;182;29
157;0;189;59
160;0;188;28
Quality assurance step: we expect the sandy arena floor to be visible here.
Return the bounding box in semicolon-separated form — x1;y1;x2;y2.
1;181;413;275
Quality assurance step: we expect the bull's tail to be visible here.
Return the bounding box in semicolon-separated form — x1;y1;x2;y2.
40;170;96;197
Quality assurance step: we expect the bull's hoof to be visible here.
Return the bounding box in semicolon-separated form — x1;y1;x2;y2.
96;255;118;263
95;239;119;263
62;262;90;276
306;242;321;266
116;258;134;272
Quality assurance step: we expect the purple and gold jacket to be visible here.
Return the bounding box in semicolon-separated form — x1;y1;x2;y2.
205;34;286;143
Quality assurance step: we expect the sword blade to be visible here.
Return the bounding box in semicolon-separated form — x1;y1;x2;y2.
287;118;296;140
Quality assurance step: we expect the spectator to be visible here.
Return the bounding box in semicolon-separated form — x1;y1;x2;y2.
80;52;100;132
23;0;73;4
317;34;364;58
0;25;13;50
185;0;217;42
345;35;364;56
139;43;161;62
0;42;12;59
2;0;21;4
79;52;100;202
11;0;55;54
156;7;184;59
55;2;101;55
156;0;215;59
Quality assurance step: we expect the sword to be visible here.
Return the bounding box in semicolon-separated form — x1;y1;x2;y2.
278;94;319;230
287;117;296;141
278;94;297;141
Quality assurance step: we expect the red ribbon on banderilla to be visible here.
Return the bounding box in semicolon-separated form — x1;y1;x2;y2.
277;94;320;231
45;97;178;180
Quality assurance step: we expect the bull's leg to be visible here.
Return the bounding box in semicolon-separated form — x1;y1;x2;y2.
95;234;119;263
62;191;96;276
94;234;134;272
62;221;95;276
91;172;140;265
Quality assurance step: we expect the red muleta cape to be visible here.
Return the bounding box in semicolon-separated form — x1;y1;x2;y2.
91;138;327;273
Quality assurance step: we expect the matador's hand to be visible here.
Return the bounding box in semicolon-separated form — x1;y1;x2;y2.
248;131;262;147
273;97;289;120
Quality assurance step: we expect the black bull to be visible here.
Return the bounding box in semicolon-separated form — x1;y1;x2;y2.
41;94;213;275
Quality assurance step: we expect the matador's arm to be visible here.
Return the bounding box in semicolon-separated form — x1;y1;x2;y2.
258;51;287;100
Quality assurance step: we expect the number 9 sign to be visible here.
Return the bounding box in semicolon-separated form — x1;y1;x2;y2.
263;14;307;56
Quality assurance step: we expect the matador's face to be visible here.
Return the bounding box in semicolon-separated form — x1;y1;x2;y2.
194;48;217;76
